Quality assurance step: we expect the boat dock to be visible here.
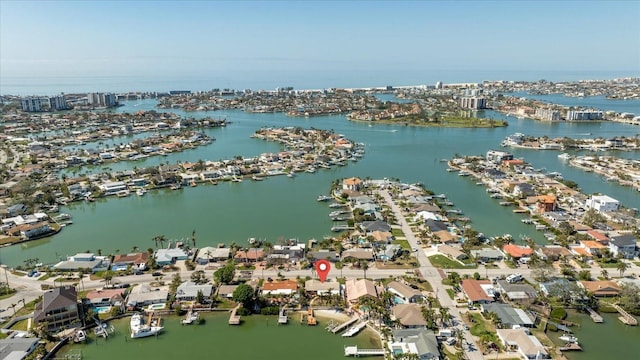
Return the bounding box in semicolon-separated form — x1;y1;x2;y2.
307;308;317;326
612;304;638;326
331;224;355;232
278;308;288;324
559;342;582;351
229;305;241;325
344;346;385;357
585;306;604;323
330;317;358;334
342;321;366;337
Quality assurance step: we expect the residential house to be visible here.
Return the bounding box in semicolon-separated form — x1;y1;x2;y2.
196;247;231;264
460;279;496;304
217;284;239;299
126;284;168;309
345;279;380;304
343;177;363;191
33;286;81;333
53;253;107;273
155;248;189;266
111;252;149;271
387;281;424;303
307;250;341;263
305;279;341;296
0;337;41;360
481;303;535;328
392;304;428;328
424;219;448;233
494;280;537;305
608;234;638;259
84;288;126;310
471;248;504;263
261;279;298;296
360;220;391;233
536;246;572;262
234;249;265;263
586;229;609;244
513;183;535;198
536;195;557;213
415;210;441;222
586;195;620;213
539;278;583;303
579;280;622;297
369;230;394;244
342;248;375;261
176;281;214;302
579;240;606;256
437;245;468;261
379;244;402;261
502;244;533;261
433;230;458;244
389;328;440;360
496;328;549;359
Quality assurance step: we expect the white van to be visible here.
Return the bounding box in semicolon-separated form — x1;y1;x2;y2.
506;273;523;283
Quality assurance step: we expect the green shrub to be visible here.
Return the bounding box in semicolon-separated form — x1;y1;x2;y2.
550;308;567;320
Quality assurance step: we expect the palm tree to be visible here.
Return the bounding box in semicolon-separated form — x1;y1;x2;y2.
10;303;16;316
617;261;629;278
152;235;167;249
335;261;344;278
600;269;609;279
439;307;451;326
361;260;369;279
455;330;465;349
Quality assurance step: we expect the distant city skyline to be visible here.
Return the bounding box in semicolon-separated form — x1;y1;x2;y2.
1;0;639;91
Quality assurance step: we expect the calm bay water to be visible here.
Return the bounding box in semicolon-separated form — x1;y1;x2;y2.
2;92;640;360
61;313;381;360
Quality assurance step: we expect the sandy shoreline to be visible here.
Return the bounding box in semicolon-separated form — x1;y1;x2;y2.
313;309;354;322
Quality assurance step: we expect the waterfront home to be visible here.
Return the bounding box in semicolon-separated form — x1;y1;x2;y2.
535;245;572;262
392;304;428;328
369;230;394;244
85;288;126;309
53;253;107;273
387;281;424;304
304;279;341;296
360;220;391;233
0;337;41;360
470;248;504;263
415;210;441;222
111;252;149;271
433;230;458;244
18;221;53;240
481;303;535;328
261;279;298;296
437;244;468;261
608;234;639;259
234;248;265;263
216;284;239;299
378;244;402;261
345;279;380;304
496;328;549;359
460;279;496;304
539;278;583;300
512;183;535;198
154;248;189;266
535;195;557;213
502;244;533;261
7;203;27;216
307;250;340;263
126;284;168;309
586;195;620;213
268;244;305;265
196;247;231;264
389;328;440;360
579;280;622;297
578;240;607;256
586;229;610;243
494;280;537;305
176;281;214;302
343;177;363;191
342;248;375;261
424;219;448;232
33;286;81;333
98;181;128;196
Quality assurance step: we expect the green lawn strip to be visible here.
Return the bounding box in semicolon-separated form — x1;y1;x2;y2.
428;254;467;269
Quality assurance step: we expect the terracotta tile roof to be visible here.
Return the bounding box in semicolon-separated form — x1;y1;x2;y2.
571;247;592;257
461;279;494;303
579;280;621;296
85;288;125;300
346;279;379;303
587;230;609;242
113;252;149;265
343;177;363;186
502;244;533;258
262;279;298;292
581;240;606;249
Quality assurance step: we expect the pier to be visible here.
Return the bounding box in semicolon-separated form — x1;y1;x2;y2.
559;342;582;352
344;346;385;357
278;307;288;324
585;306;604;323
342;321;366;337
228;305;241;325
330;317;358;334
612;304;638;326
307;308;317;326
331;224;355;232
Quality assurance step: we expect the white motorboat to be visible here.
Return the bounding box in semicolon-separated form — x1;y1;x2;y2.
130;313;163;338
73;329;86;343
559;334;578;343
136;188;147;196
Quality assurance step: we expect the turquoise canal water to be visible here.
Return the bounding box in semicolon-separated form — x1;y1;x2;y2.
3;96;640;360
61;313;382;360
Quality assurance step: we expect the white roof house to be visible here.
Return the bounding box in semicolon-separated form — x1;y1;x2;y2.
585;195;619;213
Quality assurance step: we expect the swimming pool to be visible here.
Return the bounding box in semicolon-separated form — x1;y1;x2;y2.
147;303;166;310
95;306;111;314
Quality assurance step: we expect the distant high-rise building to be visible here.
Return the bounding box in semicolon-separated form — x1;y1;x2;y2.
535;108;561;121
49;94;68;111
86;92;117;107
21;97;43;112
566;110;603;121
460;96;486;110
435;81;443;89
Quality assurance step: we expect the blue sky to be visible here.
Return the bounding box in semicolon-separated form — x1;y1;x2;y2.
1;0;639;82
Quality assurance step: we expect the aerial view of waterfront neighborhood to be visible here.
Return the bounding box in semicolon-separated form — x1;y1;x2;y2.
2;1;640;360
0;75;640;360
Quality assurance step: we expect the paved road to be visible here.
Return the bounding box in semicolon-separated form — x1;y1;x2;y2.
378;190;485;360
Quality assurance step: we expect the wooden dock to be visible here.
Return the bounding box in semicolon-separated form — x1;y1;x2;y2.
307;308;317;326
559;342;582;351
585;306;603;323
278;308;288;324
342;321;366;337
344;346;385;357
612;304;637;326
228;305;241;325
331;317;358;334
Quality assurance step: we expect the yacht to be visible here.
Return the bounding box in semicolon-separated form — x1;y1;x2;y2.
557;153;572;160
73;329;87;343
136;188;147;196
317;195;332;202
559;334;578;343
130;313;163;339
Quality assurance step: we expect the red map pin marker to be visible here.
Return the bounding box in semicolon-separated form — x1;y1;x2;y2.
315;259;331;283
